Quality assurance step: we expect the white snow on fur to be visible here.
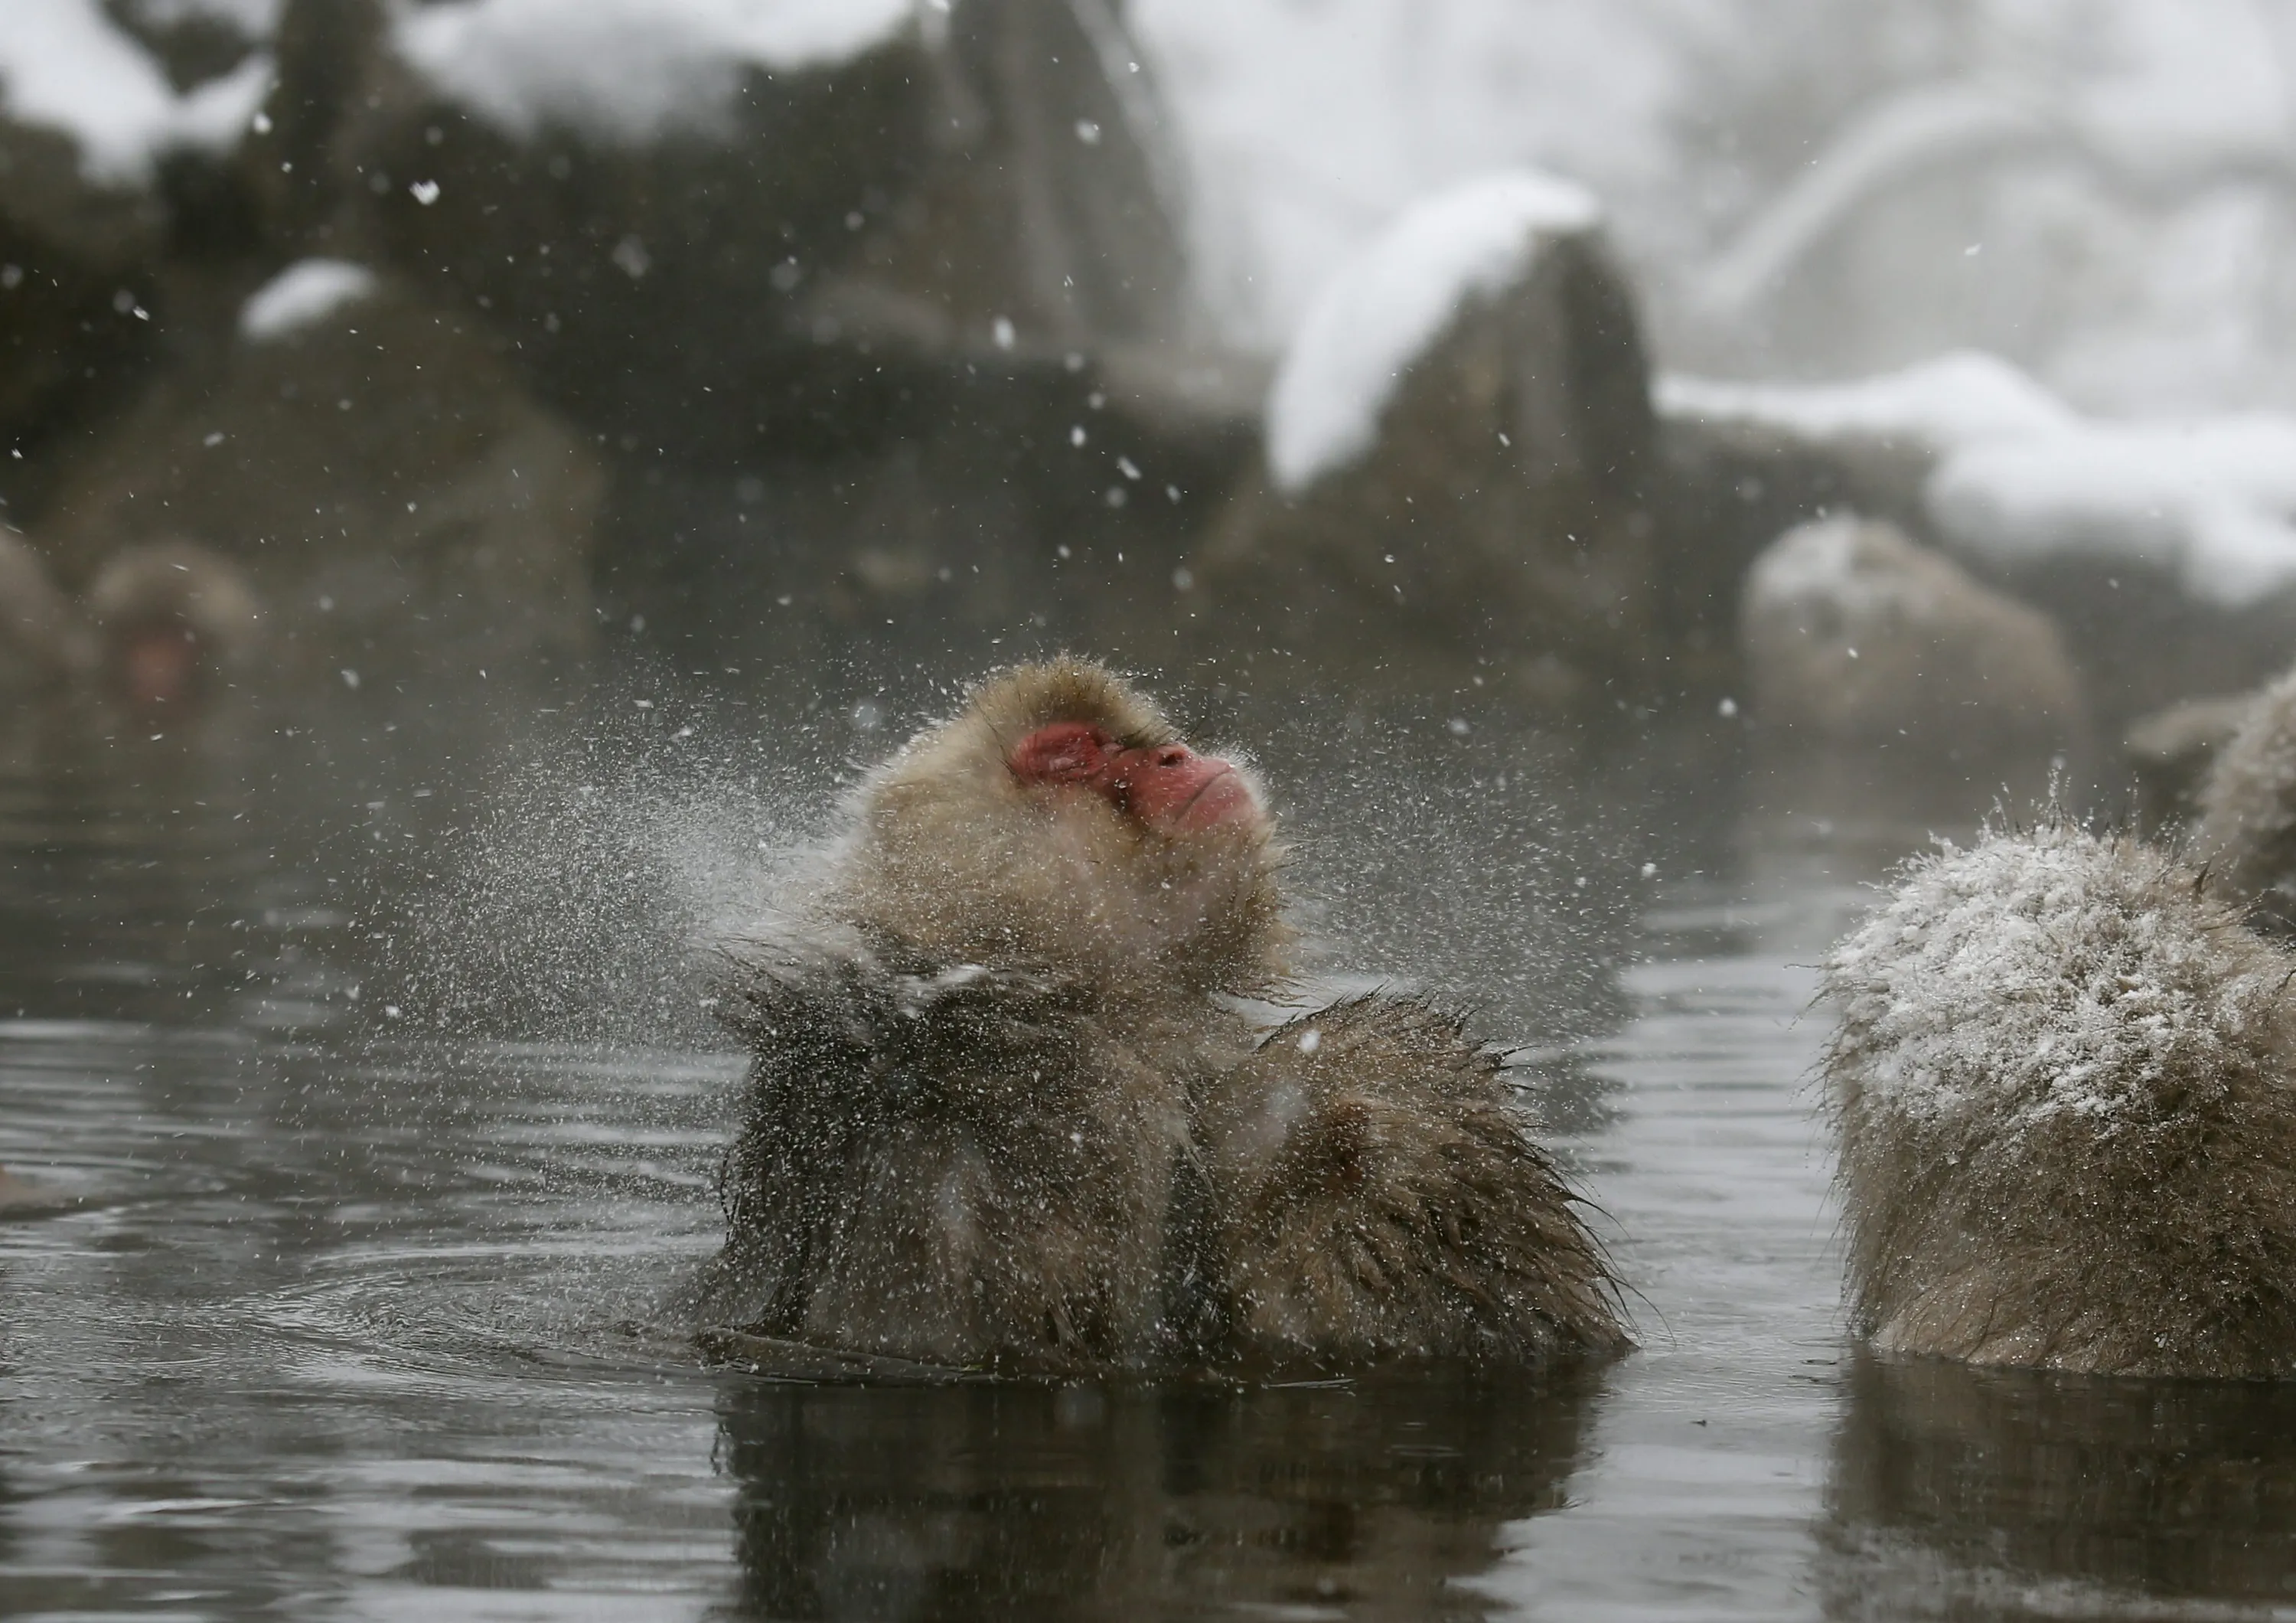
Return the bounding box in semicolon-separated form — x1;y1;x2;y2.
1264;170;1602;493
1827;825;2265;1132
1665;351;2296;609
240;260;379;343
392;0;913;145
0;0;271;186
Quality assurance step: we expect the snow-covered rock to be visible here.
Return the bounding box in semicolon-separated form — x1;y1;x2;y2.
1661;351;2076;460
1135;0;2296;419
1130;0;1688;357
238;259;377;343
390;0;912;145
1186;169;1662;714
1655;353;2076;618
1267;171;1601;492
1667;351;2296;612
0;0;272;451
303;0;1187;456
1739;514;2085;754
0;0;269;187
1929;418;2296;609
1664;351;2296;723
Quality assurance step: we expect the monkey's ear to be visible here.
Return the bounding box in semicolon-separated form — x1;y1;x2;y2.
1008;721;1114;784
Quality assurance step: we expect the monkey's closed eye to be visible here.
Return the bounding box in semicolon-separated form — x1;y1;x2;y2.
1009;721;1116;783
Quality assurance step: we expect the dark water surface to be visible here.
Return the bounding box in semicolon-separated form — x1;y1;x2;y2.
6;703;2296;1621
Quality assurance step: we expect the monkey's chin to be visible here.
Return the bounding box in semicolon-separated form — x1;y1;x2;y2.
1117;831;1283;985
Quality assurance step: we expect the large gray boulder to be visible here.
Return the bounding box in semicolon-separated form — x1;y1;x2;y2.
0;2;271;469
1177;172;1664;719
243;0;1190;462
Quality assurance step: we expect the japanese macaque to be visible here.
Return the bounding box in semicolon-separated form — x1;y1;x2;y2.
696;657;1626;1373
2193;666;2296;931
1821;821;2296;1377
1738;516;2087;755
83;540;264;713
0;530;259;713
2124;690;2257;838
0;528;95;694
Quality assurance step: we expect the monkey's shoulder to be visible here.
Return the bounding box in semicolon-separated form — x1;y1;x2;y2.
1248;991;1509;1098
1202;990;1629;1361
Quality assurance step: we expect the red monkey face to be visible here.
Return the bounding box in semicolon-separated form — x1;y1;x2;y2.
1008;720;1262;834
116;621;202;712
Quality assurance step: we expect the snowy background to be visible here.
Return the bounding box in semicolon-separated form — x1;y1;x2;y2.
8;0;2296;616
1133;0;2296;414
11;0;2293;412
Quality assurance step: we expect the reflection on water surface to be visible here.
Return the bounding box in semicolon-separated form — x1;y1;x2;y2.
1826;1357;2296;1619
720;1373;1596;1621
4;703;2294;1620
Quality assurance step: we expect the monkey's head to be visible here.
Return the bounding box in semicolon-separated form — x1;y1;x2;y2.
833;657;1289;997
85;540;263;714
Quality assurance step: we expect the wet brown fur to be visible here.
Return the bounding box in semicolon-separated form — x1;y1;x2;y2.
1195;995;1627;1370
697;658;1628;1373
1823;822;2296;1377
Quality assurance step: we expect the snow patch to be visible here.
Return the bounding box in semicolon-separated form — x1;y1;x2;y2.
391;0;914;145
1929;420;2296;609
1658;351;2077;451
171;55;273;154
0;0;272;186
1667;351;2296;608
240;260;379;343
129;0;283;30
1743;513;1902;614
1265;170;1602;493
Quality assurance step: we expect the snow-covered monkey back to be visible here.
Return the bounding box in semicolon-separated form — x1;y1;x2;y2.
1821;822;2296;1377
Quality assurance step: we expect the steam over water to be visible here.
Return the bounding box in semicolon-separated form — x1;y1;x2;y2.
5;692;2294;1620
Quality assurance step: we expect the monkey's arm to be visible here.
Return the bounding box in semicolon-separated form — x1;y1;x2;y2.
711;917;1084;1065
689;918;1103;1348
1193;994;1628;1368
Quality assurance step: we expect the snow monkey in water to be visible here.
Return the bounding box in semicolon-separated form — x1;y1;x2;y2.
2193;664;2296;933
1821;821;2296;1378
0;531;260;712
696;657;1627;1373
